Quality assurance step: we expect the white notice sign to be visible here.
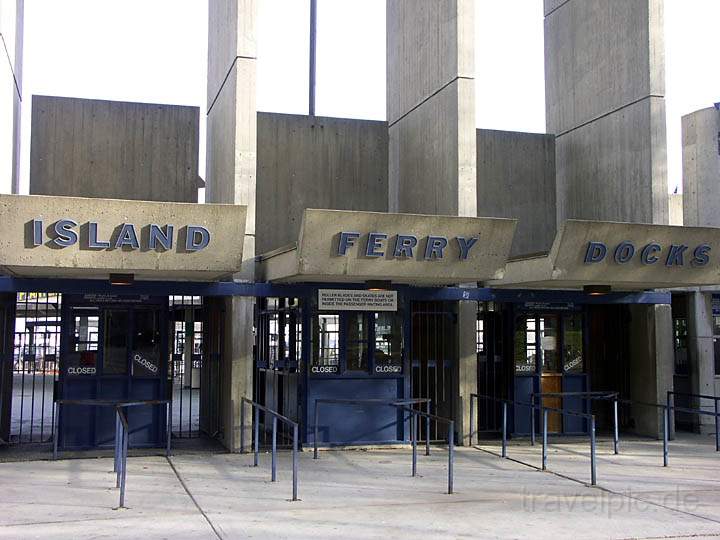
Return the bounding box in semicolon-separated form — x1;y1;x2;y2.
318;289;397;311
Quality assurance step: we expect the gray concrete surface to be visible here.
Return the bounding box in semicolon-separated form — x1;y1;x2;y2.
256;113;388;254
1;436;719;539
476;129;556;257
682;106;720;228
545;0;668;225
0;0;23;195
30;96;200;203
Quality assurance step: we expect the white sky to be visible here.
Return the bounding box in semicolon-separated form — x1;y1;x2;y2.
11;0;720;196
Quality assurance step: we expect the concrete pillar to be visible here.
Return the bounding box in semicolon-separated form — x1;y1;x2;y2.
0;0;23;194
687;290;716;434
206;0;257;452
545;0;668;225
628;304;674;438
387;0;477;444
682;106;720;227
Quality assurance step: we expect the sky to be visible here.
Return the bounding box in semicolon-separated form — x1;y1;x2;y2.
10;0;720;195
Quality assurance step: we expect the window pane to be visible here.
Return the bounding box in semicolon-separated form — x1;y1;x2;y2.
714;338;720;376
311;314;339;374
133;310;161;377
673;318;689;375
563;313;583;373
346;313;368;372
104;310;128;375
514;316;536;374
66;309;99;376
540;316;559;373
374;312;402;374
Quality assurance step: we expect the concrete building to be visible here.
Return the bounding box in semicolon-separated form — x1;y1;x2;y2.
0;1;716;455
0;0;23;194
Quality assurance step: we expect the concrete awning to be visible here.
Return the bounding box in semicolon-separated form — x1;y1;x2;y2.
257;209;517;285
0;194;247;281
488;220;720;290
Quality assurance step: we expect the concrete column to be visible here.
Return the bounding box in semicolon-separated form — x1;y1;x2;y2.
628;304;674;438
0;0;23;194
682;106;720;227
387;0;477;444
545;0;668;225
687;290;716;434
206;0;257;452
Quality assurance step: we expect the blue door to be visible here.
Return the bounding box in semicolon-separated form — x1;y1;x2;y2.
58;297;168;449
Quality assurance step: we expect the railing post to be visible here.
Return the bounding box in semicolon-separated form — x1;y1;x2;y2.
425;412;431;456
469;394;475;446
590;415;597;486
411;410;417;477
114;409;120;473
715;398;719;452
542;408;548;471
271;415;277;482
292;423;299;501
530;395;535;446
166;402;172;457
666;391;673;441
663;406;669;467
119;413;128;508
448;421;454;495
253;405;259;467
501;401;507;458
53;402;59;460
313;400;319;459
613;396;619;455
240;399;245;454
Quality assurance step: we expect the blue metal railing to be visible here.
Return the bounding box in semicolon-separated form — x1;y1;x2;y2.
312;398;455;494
239;397;299;501
53;399;171;508
667;391;720;451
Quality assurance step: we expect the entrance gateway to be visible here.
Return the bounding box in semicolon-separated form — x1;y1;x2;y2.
2;197;719;450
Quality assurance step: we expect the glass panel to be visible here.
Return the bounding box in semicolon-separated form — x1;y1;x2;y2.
562;313;583;373
132;310;161;377
714;337;720;376
268;312;279;368
103;310;128;375
540;315;560;373
346;313;368;372
713;314;720;336
673;318;689;375
311;314;339;374
65;309;99;376
374;312;402;374
514;316;537;374
476;317;484;355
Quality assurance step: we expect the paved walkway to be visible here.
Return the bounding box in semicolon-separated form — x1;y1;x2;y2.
0;435;719;539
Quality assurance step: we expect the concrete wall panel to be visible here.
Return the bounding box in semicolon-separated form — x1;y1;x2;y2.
554;97;667;224
30;96;200;203
545;0;664;135
682;107;720;227
476;129;556;256
256;113;388;254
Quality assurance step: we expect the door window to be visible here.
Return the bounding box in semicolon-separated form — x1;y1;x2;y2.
374;312;402;374
345;313;368;372
539;315;560;373
103;310;128;375
562;313;584;373
311;314;340;373
66;308;99;376
133;310;161;377
514;316;537;374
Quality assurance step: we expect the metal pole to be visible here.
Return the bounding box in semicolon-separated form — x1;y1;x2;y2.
253;405;259;467
530;395;535;446
240;399;245;454
469;395;475;446
271;416;277;482
119;417;128;508
114;411;120;472
53;402;59;460
663;406;669;467
666;391;673;441
411;411;417;477
590;415;597;486
613;397;619;455
313;400;319;459
425;413;431;456
308;0;317;115
542;408;548;471
448;421;454;495
166;402;172;457
501;401;507;458
715;398;719;452
115;410;121;489
292;423;299;501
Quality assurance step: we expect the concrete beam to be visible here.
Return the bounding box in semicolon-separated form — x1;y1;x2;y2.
682;107;720;227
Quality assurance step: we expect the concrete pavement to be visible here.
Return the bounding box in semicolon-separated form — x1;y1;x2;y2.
0;435;719;539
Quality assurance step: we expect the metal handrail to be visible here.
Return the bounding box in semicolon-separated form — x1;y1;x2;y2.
239;397;299;501
312;398;455;494
667;391;720;452
471;393;598;485
53;399;171;508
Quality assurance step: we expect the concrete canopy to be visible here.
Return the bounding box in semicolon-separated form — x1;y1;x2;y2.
0;194;247;281
489;220;720;290
258;209;517;285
